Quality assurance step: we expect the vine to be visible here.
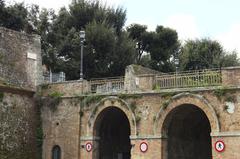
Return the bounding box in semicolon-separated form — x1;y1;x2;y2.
38;91;64;112
213;87;236;102
80;95;105;108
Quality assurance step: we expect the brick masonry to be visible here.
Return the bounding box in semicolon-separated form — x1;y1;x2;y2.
2;27;240;159
41;87;240;159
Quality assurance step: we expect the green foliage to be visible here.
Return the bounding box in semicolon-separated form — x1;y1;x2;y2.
162;100;170;110
160;92;177;98
127;25;180;72
213;87;228;99
48;91;64;98
1;0;240;80
117;93;142;99
80;95;105;108
38;91;64;112
225;96;236;103
149;26;180;72
0;2;29;32
213;87;236;102
129;101;137;112
40;83;49;90
43;0;135;79
127;23;148;63
153;84;161;91
179;39;240;71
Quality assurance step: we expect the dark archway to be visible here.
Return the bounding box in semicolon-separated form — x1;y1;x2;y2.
163;104;212;159
93;107;131;159
52;145;61;159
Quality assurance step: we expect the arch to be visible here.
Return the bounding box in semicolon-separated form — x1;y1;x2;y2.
154;92;220;136
162;104;212;159
52;145;61;159
87;96;137;136
93;106;131;159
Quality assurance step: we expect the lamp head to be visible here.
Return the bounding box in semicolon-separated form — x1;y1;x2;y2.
80;30;85;40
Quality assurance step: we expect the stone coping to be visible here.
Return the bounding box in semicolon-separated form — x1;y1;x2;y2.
0;27;40;39
0;85;35;96
47;85;240;98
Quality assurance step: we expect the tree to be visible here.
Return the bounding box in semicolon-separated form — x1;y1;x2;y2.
45;0;135;79
127;24;148;63
0;1;29;32
127;25;180;72
179;39;239;70
148;26;180;72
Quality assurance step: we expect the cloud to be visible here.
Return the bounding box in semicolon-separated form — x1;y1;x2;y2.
215;23;240;54
164;14;200;41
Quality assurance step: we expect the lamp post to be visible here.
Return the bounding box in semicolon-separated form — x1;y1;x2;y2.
174;57;179;87
175;58;179;74
79;30;85;81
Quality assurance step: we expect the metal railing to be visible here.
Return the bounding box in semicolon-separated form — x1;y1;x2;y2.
155;69;222;89
0;64;29;88
43;71;65;83
89;76;124;93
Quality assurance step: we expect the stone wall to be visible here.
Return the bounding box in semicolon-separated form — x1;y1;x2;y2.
0;27;42;90
221;66;240;87
41;86;240;159
0;86;39;159
40;80;89;97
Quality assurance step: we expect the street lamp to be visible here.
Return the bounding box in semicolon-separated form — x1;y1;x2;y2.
79;30;85;80
174;57;179;87
174;58;179;74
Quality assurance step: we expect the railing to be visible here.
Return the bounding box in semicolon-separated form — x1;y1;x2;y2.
155;69;222;89
0;64;29;88
89;76;124;93
43;71;65;83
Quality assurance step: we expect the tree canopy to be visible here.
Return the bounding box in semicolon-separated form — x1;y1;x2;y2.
0;0;239;79
179;39;239;70
127;24;180;72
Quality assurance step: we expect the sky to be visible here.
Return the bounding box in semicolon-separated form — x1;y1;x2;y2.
7;0;240;55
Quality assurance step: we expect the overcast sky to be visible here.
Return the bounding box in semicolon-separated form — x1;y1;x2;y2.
7;0;240;55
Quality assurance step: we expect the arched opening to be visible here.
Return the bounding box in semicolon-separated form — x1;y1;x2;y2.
93;107;131;159
162;104;212;159
52;145;61;159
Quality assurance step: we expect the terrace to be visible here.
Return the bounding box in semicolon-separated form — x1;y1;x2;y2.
40;65;240;97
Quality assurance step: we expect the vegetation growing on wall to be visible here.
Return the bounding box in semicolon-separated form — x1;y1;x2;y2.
213;87;236;102
162;100;170;110
80;95;105;108
117;93;143;100
38;91;64;112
